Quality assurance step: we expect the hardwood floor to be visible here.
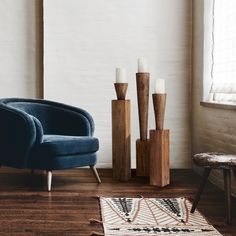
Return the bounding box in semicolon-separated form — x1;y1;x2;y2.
0;168;235;235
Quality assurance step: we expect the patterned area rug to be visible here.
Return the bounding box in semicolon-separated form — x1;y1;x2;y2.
99;197;222;235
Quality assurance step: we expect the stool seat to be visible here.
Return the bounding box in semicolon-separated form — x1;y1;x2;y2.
194;152;236;168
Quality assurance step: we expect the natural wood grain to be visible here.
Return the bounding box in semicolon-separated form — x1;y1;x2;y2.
152;93;166;130
114;83;128;100
0;168;235;235
136;72;150;140
149;130;170;186
112;100;131;181
136;139;150;177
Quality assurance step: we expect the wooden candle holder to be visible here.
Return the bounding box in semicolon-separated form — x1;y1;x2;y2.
136;139;150;176
136;73;150;177
114;83;128;100
149;129;170;186
112;99;131;181
136;73;149;140
149;93;169;186
152;93;166;130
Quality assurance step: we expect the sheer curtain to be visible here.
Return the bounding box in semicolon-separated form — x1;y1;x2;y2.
209;0;236;103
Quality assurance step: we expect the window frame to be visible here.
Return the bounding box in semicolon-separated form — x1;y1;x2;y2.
203;0;214;102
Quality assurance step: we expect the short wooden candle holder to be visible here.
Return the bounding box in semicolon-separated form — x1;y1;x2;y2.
149;129;170;187
112;99;131;181
149;93;169;187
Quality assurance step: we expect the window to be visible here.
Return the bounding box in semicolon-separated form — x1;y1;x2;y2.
207;0;236;104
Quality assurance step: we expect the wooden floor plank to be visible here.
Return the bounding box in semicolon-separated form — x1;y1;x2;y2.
0;168;235;235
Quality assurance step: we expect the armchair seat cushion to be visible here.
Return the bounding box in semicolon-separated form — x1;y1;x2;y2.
35;135;99;156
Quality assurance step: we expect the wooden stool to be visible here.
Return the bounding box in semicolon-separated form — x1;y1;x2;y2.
191;152;236;224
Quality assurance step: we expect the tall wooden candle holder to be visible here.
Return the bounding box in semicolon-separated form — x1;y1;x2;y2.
112;83;131;181
150;93;170;187
136;73;150;176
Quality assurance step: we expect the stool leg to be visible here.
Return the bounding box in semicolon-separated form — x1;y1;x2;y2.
233;168;236;179
191;168;211;213
223;169;231;224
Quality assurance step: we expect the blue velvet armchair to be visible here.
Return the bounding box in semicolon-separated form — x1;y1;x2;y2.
0;98;101;191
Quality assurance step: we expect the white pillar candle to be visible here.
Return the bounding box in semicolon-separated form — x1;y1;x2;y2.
116;68;127;83
137;58;148;73
154;79;165;94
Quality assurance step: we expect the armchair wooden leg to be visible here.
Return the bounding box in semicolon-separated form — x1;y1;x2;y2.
191;168;211;213
90;166;101;184
47;170;52;192
223;169;231;224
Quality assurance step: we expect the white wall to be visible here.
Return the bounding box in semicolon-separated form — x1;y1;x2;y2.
0;0;43;98
44;0;192;168
192;0;236;194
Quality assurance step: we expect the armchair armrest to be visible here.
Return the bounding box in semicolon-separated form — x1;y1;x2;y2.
0;104;37;168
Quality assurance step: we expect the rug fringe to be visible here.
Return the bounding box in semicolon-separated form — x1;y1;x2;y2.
89;218;103;224
89;231;104;236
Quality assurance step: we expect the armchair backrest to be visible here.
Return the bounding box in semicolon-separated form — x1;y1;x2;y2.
0;98;95;136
